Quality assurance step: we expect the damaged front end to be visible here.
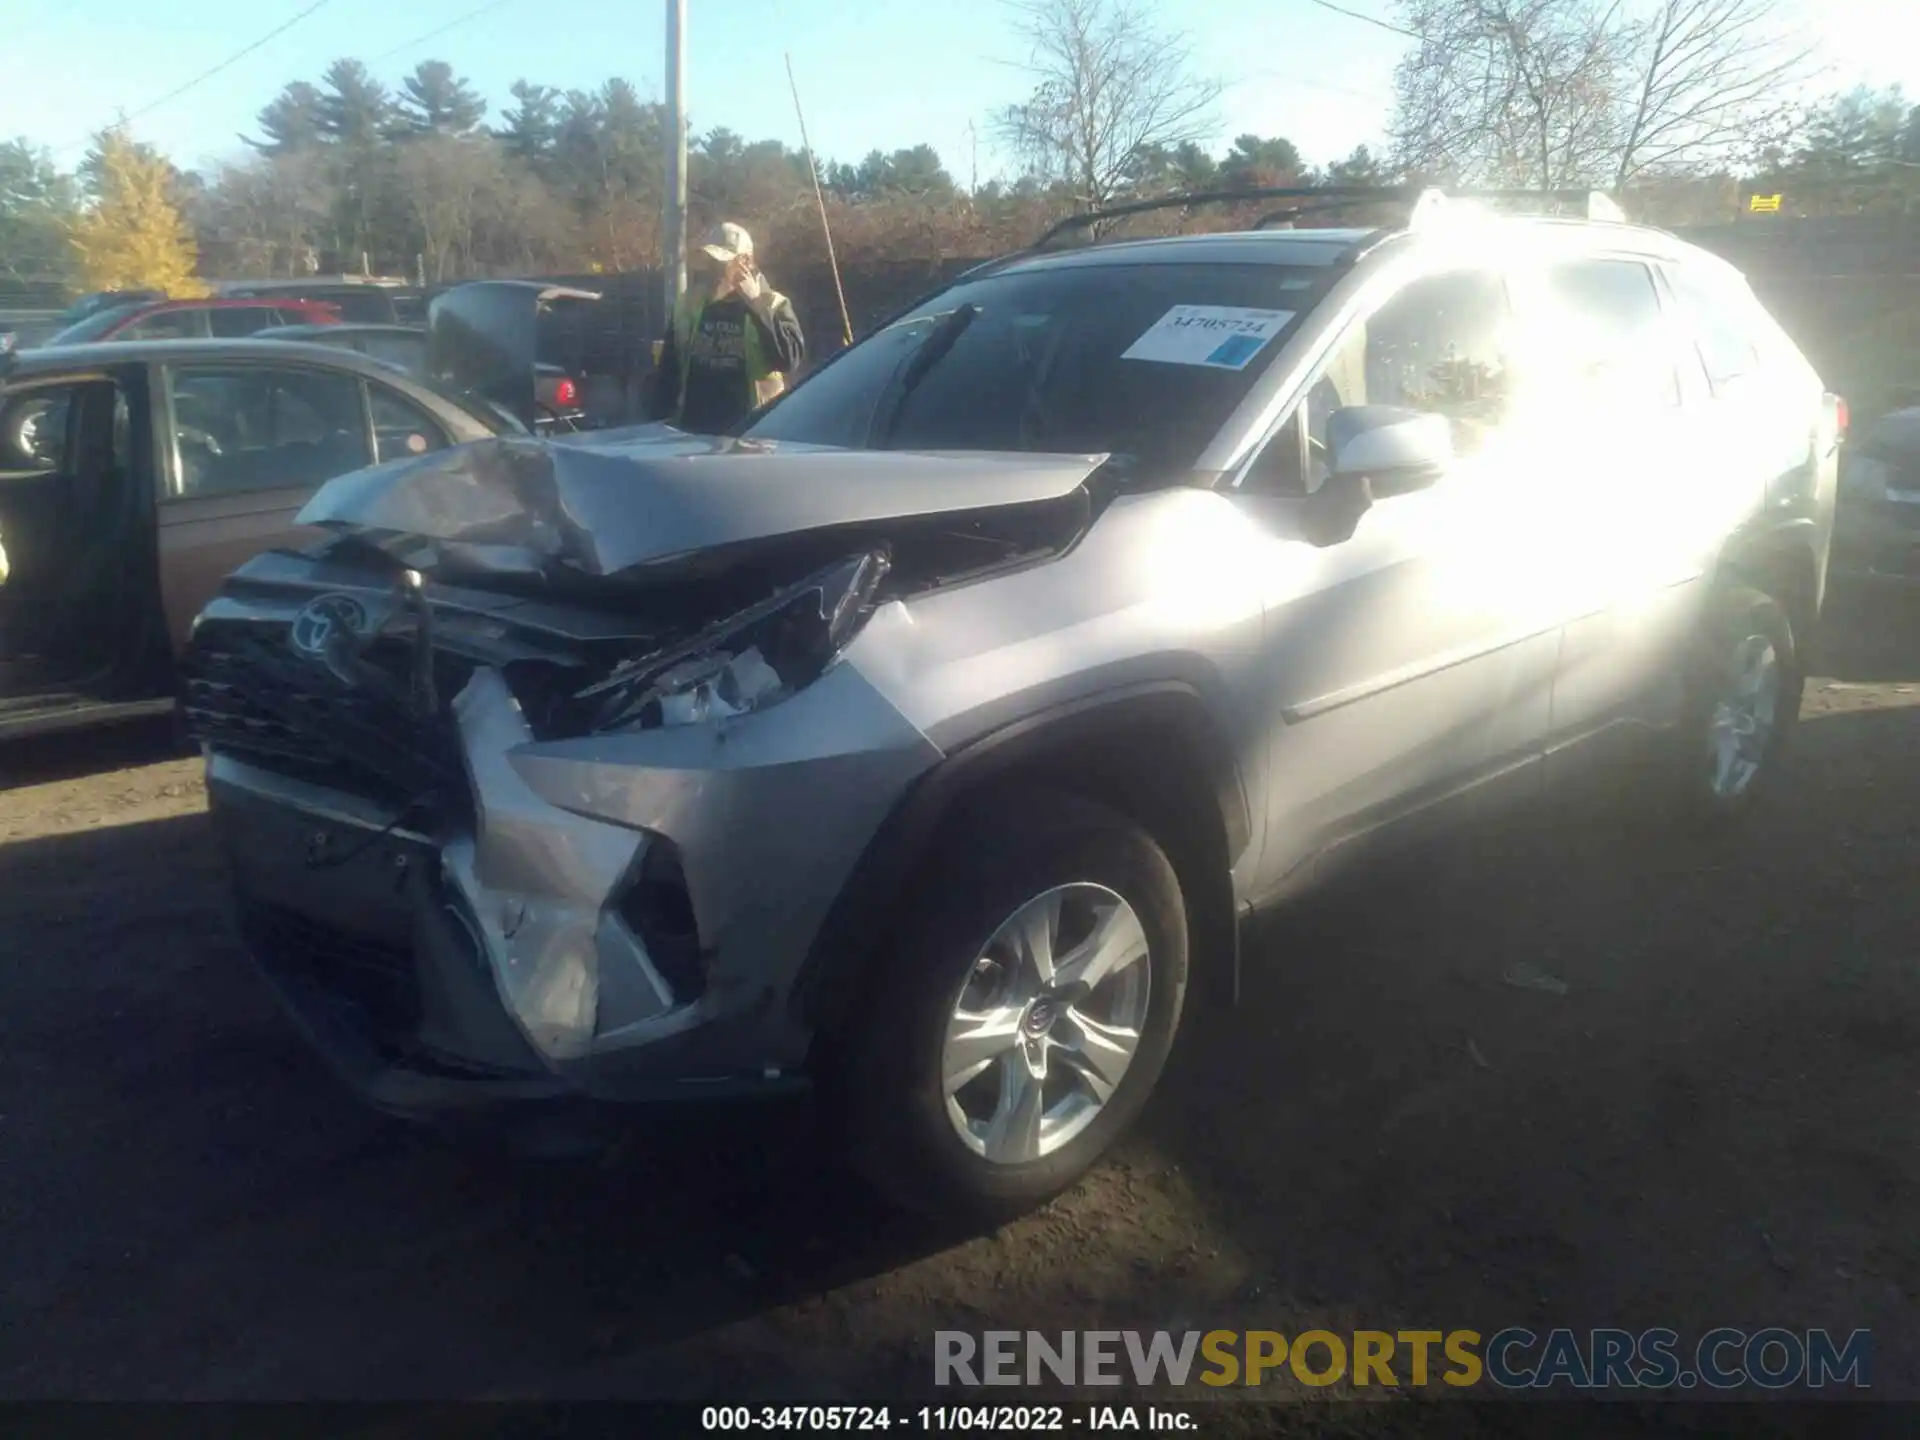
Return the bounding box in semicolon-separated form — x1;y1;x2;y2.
183;433;1105;1119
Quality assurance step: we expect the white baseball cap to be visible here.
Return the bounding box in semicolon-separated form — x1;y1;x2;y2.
700;221;754;264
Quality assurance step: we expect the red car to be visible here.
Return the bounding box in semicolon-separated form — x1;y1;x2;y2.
40;296;341;345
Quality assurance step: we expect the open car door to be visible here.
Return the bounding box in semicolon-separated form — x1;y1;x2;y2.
0;359;171;733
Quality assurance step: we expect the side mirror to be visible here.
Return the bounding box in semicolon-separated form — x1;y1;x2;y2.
1327;405;1453;495
1300;406;1453;547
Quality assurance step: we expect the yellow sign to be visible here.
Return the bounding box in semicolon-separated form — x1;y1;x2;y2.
1749;193;1782;213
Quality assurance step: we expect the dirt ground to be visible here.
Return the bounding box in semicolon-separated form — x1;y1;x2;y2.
4;596;1919;1431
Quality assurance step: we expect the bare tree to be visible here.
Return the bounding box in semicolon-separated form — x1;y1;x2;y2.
200;151;336;276
996;0;1222;215
1390;0;1629;191
396;135;511;282
1391;0;1815;195
1610;0;1815;187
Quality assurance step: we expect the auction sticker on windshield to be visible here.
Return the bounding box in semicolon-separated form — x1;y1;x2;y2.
1122;305;1295;370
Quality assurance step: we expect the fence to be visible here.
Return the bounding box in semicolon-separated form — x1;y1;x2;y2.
1674;216;1920;279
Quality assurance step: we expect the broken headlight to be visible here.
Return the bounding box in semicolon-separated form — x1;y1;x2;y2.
577;550;890;732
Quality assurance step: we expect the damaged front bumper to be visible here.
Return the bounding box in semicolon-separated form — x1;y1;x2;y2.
203;643;941;1121
193;431;1102;1125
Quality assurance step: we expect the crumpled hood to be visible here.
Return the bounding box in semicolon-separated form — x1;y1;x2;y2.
295;430;1108;581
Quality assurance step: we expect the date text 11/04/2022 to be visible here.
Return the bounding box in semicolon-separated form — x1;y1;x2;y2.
701;1407;1196;1431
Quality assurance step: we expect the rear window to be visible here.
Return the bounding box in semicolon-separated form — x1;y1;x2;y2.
323;291;396;323
359;331;425;372
744;261;1327;475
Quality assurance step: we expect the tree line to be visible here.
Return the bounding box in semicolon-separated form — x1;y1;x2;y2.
3;0;1919;299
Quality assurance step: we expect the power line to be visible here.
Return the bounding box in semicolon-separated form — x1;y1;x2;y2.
57;0;337;154
370;0;520;67
1307;0;1425;43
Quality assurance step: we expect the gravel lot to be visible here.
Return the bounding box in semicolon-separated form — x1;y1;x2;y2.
3;596;1918;1429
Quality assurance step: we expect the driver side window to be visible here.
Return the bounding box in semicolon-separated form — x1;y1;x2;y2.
1246;269;1516;494
166;364;373;498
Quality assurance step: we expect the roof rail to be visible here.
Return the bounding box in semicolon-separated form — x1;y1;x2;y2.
1423;188;1628;223
1031;185;1422;250
1023;184;1632;253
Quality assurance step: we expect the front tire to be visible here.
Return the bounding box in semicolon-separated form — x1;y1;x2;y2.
838;791;1188;1224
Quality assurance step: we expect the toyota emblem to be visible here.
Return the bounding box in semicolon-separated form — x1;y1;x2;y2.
289;594;369;660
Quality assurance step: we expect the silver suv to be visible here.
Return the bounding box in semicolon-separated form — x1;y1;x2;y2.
186;191;1842;1220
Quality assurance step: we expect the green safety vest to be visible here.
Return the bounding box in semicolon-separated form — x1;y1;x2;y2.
673;286;792;419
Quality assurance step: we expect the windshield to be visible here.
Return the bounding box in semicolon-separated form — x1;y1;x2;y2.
743;260;1326;475
45;303;148;345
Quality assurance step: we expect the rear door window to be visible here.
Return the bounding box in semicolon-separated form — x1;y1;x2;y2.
120;308;207;341
209;306;279;338
1665;265;1765;394
165;364;373;498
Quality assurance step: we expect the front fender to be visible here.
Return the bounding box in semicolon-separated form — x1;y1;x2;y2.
790;680;1251;1034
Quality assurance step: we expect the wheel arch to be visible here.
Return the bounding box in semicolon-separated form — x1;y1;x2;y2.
1714;516;1823;655
793;681;1252;1041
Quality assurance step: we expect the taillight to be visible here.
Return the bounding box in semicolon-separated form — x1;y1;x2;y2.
1834;395;1849;438
553;376;579;409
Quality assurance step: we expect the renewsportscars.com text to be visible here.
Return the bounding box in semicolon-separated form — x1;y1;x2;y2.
934;1327;1872;1390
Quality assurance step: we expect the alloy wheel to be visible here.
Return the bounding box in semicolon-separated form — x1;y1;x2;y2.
1706;632;1782;799
941;882;1152;1164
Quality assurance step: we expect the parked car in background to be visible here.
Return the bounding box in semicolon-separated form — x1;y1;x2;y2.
1833;390;1920;589
0;316;548;740
49;288;168;329
256;319;592;432
181;187;1841;1221
254;322;428;374
41;297;342;346
219;279;424;326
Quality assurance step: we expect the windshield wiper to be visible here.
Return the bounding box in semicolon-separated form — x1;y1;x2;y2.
873;303;977;445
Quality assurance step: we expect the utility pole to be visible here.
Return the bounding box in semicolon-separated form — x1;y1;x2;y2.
663;0;688;322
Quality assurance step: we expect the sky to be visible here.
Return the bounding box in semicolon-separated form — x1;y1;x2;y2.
1;0;1916;185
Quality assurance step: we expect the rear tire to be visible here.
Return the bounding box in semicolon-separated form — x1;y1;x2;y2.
836;790;1188;1224
1660;584;1802;824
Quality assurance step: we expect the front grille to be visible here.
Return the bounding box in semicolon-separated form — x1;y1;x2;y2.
240;900;421;1052
184;619;474;815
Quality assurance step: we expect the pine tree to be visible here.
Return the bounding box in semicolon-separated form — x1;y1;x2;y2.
67;127;206;295
399;60;487;137
497;80;561;173
249;82;327;155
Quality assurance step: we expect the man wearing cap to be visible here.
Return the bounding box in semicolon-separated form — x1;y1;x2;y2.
651;221;805;434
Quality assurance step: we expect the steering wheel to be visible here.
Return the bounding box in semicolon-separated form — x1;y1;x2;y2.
5;399;56;468
176;424;225;458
